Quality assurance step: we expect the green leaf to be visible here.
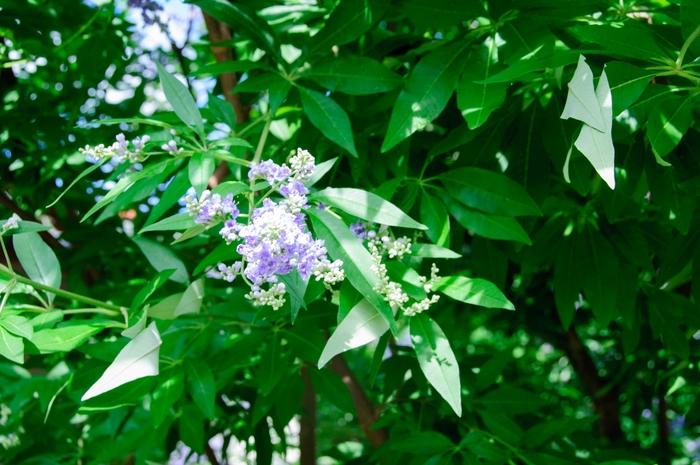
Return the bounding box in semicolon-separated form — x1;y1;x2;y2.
483;45;578;83
152;369;184;427
307;157;338;187
560;55;606;132
478;385;545;414
140;213;195;234
435;275;514;310
410;243;460;259
318;299;389;368
309;208;397;333
191;59;262;77
156;63;203;132
13;232;61;304
299;88;357;156
0;327;23;364
33;323;107;353
605;61;652;116
279;270;307;323
188;152;215;196
0;219;50;235
186;360;216;419
46;160;105;208
305;0;384;56
143;169;190;228
570;22;670;62
81;322;161;401
554;236;578;329
420;192;450;246
382;40;470;152
388;431;454;455
179;403;205;453
441;167;541;216
447;200;531;245
410;315;461;416
133;236;189;284
0;315;33;340
304;56;401;95
457;37;507;129
681;0;700;56
571;67;616;190
401;0;483;30
646;96;693;161
576;228;619;327
313;187;426;229
192;0;280;61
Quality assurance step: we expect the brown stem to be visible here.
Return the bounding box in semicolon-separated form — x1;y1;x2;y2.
562;328;622;440
330;356;388;447
300;366;317;465
204;443;222;465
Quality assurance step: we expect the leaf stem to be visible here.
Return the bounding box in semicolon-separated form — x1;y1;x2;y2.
677;24;700;68
0;265;127;314
252;116;273;165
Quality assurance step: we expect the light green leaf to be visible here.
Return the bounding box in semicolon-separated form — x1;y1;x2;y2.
279;270;307;323
133;236;189;284
435;275;514;310
647;96;693;162
304;56;401;95
143;169;190;228
81;322;161;401
307;157;338;187
0;315;33;340
572;67;616;190
0;327;23;363
189;152;215;196
309;208;397;333
299;88;357;156
175;279;204;317
152;369;184;427
570;22;670;62
560;55;606;132
318;299;389;368
140;213;195;234
13;232;61;304
447;201;531;245
156;63;203;132
410;315;461;416
313;187;426;229
186;360;216;419
33;323;107;353
410;243;461;259
605;61;652;116
190;59;262;77
441;167;541;216
382;40;470;152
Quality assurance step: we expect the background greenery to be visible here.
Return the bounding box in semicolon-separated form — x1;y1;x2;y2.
1;0;700;464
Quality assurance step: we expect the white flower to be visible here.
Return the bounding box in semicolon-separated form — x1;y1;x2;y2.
1;214;20;233
289;148;315;182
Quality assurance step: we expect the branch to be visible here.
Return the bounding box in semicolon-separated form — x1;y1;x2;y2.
300;366;317;465
561;328;622;440
330;356;388;447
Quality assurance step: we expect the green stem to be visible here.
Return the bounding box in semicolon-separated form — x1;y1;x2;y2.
252;116;273;165
0;236;13;273
677;24;700;68
0;265;126;313
63;307;121;317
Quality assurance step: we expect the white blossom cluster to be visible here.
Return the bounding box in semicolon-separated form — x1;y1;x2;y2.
1;214;20;234
79;133;150;163
352;222;440;317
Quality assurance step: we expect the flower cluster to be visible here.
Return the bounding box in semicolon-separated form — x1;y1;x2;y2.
192;149;344;310
1;214;20;235
351;222;440;317
79;133;150;163
184;190;238;225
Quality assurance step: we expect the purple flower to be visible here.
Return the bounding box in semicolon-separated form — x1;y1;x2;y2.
248;160;291;184
350;222;367;239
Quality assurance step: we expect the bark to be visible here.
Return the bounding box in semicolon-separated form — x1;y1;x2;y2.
330;356;388;447
561;328;622;440
300;366;317;465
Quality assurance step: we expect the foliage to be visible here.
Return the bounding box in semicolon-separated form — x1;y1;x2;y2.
1;0;700;464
